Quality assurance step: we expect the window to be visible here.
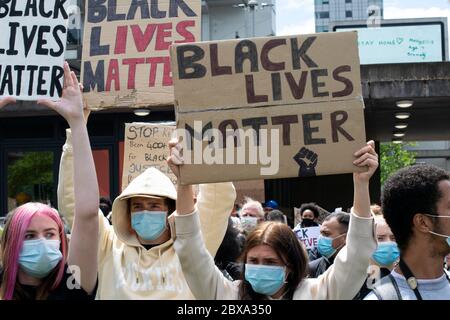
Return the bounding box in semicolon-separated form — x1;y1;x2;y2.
318;11;330;19
346;11;353;18
345;0;352;3
316;26;329;33
323;0;329;4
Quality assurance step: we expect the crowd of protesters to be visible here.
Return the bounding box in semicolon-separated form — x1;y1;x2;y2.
0;64;449;300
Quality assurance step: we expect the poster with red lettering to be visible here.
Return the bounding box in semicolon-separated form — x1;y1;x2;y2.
81;0;201;110
170;32;367;184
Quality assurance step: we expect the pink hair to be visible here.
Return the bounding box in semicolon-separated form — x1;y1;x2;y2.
1;203;67;300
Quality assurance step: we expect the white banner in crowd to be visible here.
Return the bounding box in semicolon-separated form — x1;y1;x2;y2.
0;0;69;101
294;226;321;250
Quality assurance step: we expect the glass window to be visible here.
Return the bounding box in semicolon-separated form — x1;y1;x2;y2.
7;151;55;212
346;0;352;3
316;26;329;33
66;0;83;46
346;11;353;18
319;11;330;19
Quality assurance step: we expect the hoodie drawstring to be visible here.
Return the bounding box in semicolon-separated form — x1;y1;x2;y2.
136;247;142;284
159;249;166;284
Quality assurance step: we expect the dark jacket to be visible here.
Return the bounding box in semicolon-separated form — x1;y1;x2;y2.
308;256;334;278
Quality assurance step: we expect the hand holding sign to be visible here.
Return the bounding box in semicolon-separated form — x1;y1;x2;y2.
352;140;378;183
168;138;184;180
0;96;16;109
37;62;83;127
352;140;379;220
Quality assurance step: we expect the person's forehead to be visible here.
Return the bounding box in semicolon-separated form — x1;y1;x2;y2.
28;214;58;231
376;221;392;235
321;217;341;231
248;244;279;258
302;210;314;216
131;197;165;204
243;206;260;213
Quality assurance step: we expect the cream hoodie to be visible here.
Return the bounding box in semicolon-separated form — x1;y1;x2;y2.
174;209;377;300
58;130;236;299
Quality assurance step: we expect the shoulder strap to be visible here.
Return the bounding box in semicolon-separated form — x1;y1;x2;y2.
372;274;402;300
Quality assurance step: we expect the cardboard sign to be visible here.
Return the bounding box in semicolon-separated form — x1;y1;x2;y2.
171;32;367;185
0;0;69;100
294;226;321;250
122;122;176;191
81;0;201;110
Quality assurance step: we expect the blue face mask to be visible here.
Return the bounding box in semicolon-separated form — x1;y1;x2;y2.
131;211;167;241
18;238;63;279
244;264;286;296
317;234;345;258
372;241;400;266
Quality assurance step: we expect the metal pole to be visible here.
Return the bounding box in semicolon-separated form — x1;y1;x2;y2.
252;7;255;37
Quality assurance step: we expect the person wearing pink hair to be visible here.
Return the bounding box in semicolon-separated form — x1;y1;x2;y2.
0;62;99;300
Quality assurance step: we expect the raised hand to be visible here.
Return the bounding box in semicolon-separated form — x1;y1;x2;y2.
37;62;83;127
0;96;16;109
168;138;184;179
353;140;379;183
294;147;318;177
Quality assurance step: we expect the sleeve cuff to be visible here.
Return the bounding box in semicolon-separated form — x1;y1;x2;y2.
348;208;376;239
174;210;201;236
63;129;73;153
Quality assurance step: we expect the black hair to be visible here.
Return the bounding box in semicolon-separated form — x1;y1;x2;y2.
215;218;244;280
299;203;320;218
382;164;449;251
265;210;286;223
324;212;350;233
99;197;112;217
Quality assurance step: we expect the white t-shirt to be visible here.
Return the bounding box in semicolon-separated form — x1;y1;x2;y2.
365;270;450;300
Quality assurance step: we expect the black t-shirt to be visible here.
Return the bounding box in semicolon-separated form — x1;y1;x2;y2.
1;264;97;300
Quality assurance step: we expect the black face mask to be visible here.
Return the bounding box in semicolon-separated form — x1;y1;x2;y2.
301;218;318;227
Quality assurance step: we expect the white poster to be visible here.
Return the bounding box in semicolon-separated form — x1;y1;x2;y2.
0;1;69;100
337;25;444;64
294;226;321;250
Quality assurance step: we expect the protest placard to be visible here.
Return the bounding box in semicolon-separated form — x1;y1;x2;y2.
122;122;176;190
0;0;69;100
294;226;321;250
171;31;367;184
81;0;201;110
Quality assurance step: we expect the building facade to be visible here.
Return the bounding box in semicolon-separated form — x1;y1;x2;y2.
0;0;275;215
315;0;383;32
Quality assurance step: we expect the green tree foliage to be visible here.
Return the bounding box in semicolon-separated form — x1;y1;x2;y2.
8;152;53;199
380;142;417;186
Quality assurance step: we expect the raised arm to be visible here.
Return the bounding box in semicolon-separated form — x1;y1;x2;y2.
307;141;378;300
352;141;378;218
38;62;98;294
168;139;238;300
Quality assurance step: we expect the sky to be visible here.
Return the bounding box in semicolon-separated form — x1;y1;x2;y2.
277;0;450;35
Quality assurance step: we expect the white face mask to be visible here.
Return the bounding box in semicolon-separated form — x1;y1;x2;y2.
425;214;450;248
240;216;258;232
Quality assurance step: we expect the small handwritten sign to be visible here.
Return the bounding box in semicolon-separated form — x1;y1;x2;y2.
122;122;176;190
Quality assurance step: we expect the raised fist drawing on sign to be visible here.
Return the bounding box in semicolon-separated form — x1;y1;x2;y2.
294;147;318;177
